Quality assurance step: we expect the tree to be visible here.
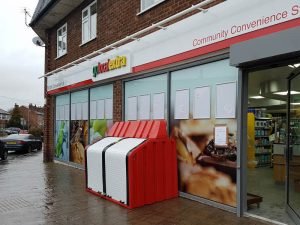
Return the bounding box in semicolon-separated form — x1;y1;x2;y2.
7;104;22;128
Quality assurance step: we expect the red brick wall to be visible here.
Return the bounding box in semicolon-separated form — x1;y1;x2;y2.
46;0;224;71
43;0;224;162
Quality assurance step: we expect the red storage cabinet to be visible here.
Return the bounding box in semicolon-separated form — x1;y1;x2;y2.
85;120;178;209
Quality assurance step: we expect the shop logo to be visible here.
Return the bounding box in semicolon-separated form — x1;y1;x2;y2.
93;56;127;77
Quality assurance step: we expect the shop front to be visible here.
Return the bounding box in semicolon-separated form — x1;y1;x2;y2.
47;0;300;223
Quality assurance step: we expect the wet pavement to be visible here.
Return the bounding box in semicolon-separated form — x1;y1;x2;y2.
0;150;272;225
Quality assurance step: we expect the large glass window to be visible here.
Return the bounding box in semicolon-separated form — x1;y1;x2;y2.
90;84;113;144
70;90;88;165
170;59;239;207
124;74;168;121
82;1;97;44
55;94;70;161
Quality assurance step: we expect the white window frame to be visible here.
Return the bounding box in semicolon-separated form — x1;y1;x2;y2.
139;0;166;15
81;1;97;45
56;23;67;58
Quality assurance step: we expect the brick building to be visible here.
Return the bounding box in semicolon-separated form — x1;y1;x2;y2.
30;0;300;223
0;108;10;129
19;104;44;129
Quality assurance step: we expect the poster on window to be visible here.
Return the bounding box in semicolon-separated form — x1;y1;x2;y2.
216;82;236;119
70;120;88;165
55;120;69;161
172;119;237;207
171;60;238;207
89;119;114;144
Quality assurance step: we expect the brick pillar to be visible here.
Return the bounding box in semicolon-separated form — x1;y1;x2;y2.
113;80;123;123
43;31;54;163
43;94;54;162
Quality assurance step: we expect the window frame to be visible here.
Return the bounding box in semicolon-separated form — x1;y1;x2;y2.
139;0;166;15
56;23;67;58
81;1;97;45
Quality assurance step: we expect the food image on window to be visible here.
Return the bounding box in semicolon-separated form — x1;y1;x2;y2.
172;119;237;207
55;121;69;161
89;119;113;144
70;120;88;165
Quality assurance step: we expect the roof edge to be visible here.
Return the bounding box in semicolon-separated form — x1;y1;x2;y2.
29;0;58;27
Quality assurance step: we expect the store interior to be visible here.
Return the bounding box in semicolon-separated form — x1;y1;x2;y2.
247;63;300;225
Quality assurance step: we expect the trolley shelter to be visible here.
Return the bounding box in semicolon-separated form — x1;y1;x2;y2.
85;120;178;209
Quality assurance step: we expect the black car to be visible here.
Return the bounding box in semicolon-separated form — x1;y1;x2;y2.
3;134;42;153
0;139;8;160
4;127;21;135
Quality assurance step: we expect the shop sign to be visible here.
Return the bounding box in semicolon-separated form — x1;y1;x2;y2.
93;56;127;78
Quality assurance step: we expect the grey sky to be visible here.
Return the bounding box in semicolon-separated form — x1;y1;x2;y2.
0;0;44;111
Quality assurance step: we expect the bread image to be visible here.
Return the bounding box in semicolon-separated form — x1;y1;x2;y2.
185;165;236;206
172;119;237;206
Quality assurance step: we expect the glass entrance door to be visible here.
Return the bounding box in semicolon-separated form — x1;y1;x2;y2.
287;70;300;224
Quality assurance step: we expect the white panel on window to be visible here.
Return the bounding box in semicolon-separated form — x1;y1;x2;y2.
127;96;137;121
82;102;89;120
76;103;82;120
59;106;65;121
105;98;113;119
71;103;76;120
152;93;165;119
138;95;150;120
175;89;190;120
97;100;105;119
90;101;97;119
64;105;69;120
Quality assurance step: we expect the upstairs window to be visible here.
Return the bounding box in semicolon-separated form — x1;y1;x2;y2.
57;24;67;57
82;1;97;44
141;0;165;12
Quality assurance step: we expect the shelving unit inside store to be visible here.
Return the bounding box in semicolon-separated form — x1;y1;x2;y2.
255;117;272;167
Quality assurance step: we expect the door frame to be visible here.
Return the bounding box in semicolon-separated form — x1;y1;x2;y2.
286;67;300;224
239;57;300;222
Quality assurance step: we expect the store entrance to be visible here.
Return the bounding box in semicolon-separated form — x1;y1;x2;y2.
246;62;300;225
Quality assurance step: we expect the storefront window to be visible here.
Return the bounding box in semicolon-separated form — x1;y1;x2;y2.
170;59;239;207
124;74;168;121
55;94;70;162
89;84;113;144
70;90;89;165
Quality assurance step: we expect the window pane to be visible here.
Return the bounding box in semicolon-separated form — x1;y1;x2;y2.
62;26;66;33
62;35;67;51
82;9;88;18
90;3;96;15
82;20;89;42
125;74;168;121
90;14;96;38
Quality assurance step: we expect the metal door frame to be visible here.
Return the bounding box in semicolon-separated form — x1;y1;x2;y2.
286;67;300;224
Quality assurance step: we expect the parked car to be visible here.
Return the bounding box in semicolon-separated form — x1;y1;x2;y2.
2;134;42;153
0;139;8;160
4;127;21;135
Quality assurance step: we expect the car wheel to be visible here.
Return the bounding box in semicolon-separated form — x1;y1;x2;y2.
2;150;8;160
27;145;32;153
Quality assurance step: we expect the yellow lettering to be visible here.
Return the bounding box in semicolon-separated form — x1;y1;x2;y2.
121;56;126;67
108;59;114;70
115;57;121;68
